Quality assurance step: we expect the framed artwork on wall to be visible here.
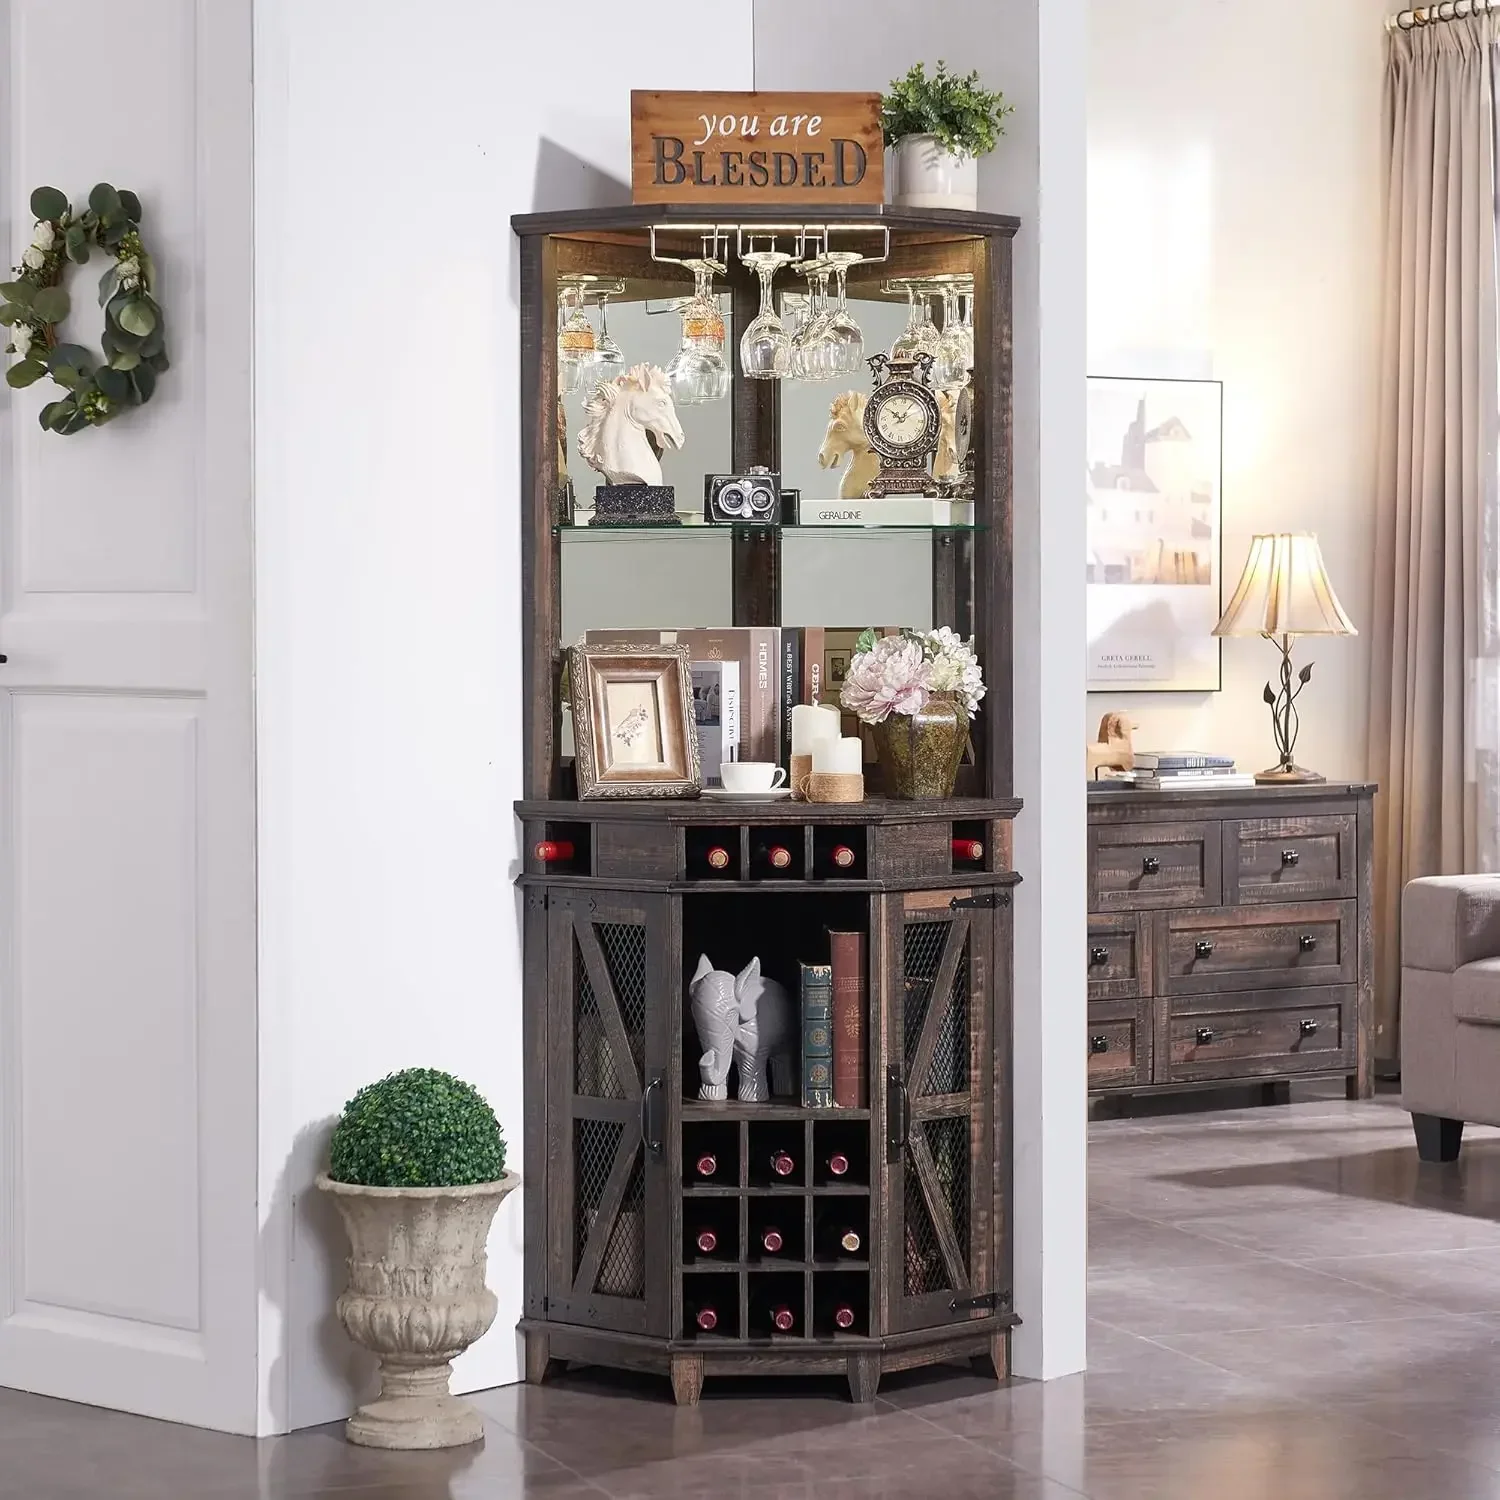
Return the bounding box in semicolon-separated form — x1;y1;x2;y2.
1085;375;1223;693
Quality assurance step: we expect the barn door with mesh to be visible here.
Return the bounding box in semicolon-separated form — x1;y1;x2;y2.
545;890;671;1336
885;890;996;1334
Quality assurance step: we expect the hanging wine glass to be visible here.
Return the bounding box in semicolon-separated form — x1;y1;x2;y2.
822;251;865;376
790;263;838;381
890;282;939;361
590;291;626;378
557;283;597;395
739;246;793;380
933;284;970;391
666;258;729;404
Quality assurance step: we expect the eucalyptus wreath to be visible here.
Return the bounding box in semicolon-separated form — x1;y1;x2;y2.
1;184;169;435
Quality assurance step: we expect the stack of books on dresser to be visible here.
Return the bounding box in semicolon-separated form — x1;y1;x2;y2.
1112;752;1257;791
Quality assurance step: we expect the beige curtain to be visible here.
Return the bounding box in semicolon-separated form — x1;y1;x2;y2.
1369;14;1500;1064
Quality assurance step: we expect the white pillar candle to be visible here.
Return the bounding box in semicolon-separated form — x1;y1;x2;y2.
791;702;841;755
812;736;863;775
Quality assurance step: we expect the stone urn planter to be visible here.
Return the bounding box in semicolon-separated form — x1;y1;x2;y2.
318;1170;519;1449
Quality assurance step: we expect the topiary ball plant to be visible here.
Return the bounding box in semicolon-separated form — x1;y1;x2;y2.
881;60;1014;159
328;1068;507;1188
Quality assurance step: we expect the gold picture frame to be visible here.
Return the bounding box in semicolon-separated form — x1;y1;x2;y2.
569;642;702;800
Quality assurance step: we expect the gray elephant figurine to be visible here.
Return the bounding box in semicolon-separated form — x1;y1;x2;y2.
729;956;796;1103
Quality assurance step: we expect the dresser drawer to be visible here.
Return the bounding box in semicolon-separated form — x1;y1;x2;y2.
1224;814;1357;904
1087;1002;1150;1090
1158;986;1355;1084
1090;821;1221;911
1159;901;1356;994
1087;913;1152;999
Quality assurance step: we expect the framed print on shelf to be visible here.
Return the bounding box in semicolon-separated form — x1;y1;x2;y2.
569;641;702;799
1086;375;1223;693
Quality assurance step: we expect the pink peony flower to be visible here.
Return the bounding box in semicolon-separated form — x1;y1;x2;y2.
840;636;932;724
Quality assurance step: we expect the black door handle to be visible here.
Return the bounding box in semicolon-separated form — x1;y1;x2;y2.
1281;849;1300;867
1195;1027;1215;1045
1299;1018;1319;1036
886;1066;909;1159
1089;945;1110;967
1142;856;1161;875
1298;934;1318;952
640;1075;664;1160
1194;939;1215;959
1090;1034;1109;1055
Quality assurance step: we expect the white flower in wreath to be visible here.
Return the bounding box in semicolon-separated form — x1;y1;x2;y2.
115;255;140;286
9;323;31;359
30;220;55;252
21;245;45;271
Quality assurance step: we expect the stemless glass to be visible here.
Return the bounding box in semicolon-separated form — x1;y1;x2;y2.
739;247;793;380
822;251;864;376
666;259;730;404
557;284;598;395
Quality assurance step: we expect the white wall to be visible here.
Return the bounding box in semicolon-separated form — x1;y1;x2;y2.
753;0;1090;1380
252;0;754;1433
1087;0;1387;777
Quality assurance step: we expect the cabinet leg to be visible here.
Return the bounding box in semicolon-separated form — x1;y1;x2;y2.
670;1353;705;1407
524;1329;560;1386
1260;1080;1290;1106
1412;1112;1464;1163
971;1330;1008;1382
846;1353;881;1404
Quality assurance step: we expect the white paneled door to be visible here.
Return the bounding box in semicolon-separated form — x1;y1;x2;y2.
0;0;257;1432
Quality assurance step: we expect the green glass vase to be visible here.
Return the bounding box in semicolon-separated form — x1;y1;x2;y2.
872;699;967;799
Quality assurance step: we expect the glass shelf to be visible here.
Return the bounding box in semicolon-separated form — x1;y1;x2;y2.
556;523;985;539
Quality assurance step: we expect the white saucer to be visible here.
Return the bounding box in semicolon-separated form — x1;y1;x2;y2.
701;787;794;802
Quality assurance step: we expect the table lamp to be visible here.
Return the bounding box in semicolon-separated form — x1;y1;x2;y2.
1212;533;1356;784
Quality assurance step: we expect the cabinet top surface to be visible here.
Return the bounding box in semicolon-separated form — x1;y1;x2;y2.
1088;781;1375;812
517;795;1022;824
511;201;1022;237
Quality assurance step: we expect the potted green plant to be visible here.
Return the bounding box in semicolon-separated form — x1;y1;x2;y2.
317;1068;518;1450
881;61;1013;211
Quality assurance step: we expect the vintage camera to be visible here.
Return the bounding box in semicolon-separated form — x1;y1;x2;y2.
705;467;782;524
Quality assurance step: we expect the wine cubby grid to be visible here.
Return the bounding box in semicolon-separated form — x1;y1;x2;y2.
679;1115;871;1340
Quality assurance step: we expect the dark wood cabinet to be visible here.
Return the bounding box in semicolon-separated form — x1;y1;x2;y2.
511;204;1020;1405
1087;783;1375;1100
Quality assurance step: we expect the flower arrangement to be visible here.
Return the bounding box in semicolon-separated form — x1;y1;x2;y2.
881;61;1013;159
2;184;169;435
841;627;986;725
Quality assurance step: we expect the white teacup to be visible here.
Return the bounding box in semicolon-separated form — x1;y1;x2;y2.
720;762;787;793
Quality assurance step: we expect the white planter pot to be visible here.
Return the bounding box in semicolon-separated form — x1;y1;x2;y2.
891;135;978;211
318;1171;520;1449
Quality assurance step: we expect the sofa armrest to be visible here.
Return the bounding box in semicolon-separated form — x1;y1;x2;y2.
1404;875;1500;972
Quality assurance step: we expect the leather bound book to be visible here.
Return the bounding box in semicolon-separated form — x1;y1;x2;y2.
828;930;867;1108
800;963;834;1108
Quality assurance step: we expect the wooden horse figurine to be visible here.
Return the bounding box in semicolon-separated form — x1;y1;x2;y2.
1087;711;1136;777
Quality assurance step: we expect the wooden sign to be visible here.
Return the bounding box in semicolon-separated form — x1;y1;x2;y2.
630;91;884;205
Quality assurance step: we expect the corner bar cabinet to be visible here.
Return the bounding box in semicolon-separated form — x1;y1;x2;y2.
512;203;1021;1404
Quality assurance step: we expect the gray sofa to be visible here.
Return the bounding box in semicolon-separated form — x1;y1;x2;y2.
1402;874;1500;1161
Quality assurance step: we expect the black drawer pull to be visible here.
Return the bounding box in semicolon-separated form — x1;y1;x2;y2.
1194;939;1214;959
1089;945;1110;967
1195;1027;1215;1045
1090;1034;1109;1055
1298;933;1318;952
1281;849;1301;867
1142;855;1161;875
1299;1018;1319;1036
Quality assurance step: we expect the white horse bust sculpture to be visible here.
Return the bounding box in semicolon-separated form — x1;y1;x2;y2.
578;363;684;487
818;391;879;499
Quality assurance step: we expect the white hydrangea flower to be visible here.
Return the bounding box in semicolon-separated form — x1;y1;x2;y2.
22;246;45;271
31;220;55;252
115;256;140;283
921;626;987;718
9;323;31;359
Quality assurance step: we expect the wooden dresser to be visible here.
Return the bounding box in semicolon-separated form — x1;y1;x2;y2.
1087;782;1375;1100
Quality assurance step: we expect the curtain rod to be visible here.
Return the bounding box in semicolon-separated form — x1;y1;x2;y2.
1387;0;1497;31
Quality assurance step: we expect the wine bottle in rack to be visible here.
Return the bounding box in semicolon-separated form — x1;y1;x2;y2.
759;1225;786;1255
828;844;856;871
831;1302;856;1330
768;1147;796;1179
752;840;795;876
688;842;735;878
816;1206;865;1259
768;1303;796;1333
533;839;575;863
690;1224;720;1256
952;837;984;863
693;1151;720;1181
685;1297;721;1334
826;1151;850;1178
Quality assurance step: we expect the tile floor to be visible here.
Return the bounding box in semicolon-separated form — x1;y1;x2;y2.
9;1088;1500;1498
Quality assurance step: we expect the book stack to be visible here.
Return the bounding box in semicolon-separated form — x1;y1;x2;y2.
1109;752;1256;791
799;931;867;1110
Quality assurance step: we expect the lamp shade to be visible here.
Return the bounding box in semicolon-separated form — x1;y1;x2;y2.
1213;533;1357;639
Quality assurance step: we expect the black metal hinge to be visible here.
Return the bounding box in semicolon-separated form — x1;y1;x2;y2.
949;1291;1003;1313
950;892;1010;910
